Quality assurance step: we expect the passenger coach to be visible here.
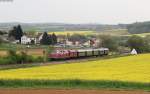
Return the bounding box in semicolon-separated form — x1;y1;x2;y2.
49;48;109;60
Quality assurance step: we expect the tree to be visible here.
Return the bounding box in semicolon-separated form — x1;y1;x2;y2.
40;32;51;45
48;34;52;45
68;34;88;43
99;35;118;51
51;33;57;45
8;26;17;38
8;25;23;43
0;31;7;35
127;35;149;53
127;21;150;34
144;35;150;46
16;25;23;42
0;38;3;45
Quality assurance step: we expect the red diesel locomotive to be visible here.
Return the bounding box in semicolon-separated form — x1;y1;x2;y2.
49;48;109;59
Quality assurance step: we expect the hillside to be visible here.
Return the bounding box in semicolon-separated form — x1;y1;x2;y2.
0;23;126;32
0;54;149;83
127;21;150;34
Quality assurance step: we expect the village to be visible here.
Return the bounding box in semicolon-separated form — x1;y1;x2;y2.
0;25;102;49
0;24;140;57
19;33;100;48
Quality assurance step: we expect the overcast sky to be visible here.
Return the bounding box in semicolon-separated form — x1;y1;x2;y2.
0;0;150;24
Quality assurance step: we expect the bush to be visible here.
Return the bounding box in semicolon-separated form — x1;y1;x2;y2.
0;56;20;65
7;49;17;57
36;56;44;62
7;50;22;64
19;52;44;63
0;58;12;65
0;50;45;65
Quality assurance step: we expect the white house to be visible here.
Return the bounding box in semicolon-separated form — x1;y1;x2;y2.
35;33;43;44
75;41;81;46
83;39;101;47
131;49;138;55
66;39;73;46
83;40;91;47
38;34;43;42
93;39;101;47
21;35;37;44
21;35;30;44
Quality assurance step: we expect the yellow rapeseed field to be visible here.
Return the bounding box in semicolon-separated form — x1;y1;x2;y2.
48;31;95;35
0;54;150;83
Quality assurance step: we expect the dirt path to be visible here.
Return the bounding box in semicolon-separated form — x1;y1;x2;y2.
0;89;149;94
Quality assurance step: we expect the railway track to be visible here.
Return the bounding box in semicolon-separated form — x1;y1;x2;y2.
0;54;127;70
0;56;109;70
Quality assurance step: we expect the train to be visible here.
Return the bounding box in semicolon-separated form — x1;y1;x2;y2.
48;48;109;60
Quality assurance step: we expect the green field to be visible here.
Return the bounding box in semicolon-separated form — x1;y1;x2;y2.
0;54;150;90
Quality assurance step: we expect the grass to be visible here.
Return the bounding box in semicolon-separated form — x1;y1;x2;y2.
0;43;49;50
0;54;150;90
0;43;52;57
0;43;24;50
0;49;45;57
0;79;150;90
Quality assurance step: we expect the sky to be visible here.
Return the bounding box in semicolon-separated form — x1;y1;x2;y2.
0;0;150;24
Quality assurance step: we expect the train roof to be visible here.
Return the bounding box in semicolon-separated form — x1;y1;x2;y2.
77;49;93;52
77;48;109;52
94;48;109;50
53;48;109;52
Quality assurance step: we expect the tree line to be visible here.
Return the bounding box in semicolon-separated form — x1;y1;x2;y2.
8;25;23;43
127;21;150;34
40;32;57;45
98;35;150;53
